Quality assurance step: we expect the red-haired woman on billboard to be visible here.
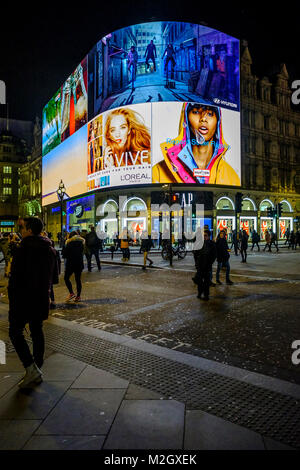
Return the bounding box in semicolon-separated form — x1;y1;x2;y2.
103;108;151;168
152;102;240;186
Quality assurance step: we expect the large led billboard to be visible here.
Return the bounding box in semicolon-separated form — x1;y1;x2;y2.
42;21;240;206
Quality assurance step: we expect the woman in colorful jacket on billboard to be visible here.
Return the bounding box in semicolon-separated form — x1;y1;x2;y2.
152;102;240;186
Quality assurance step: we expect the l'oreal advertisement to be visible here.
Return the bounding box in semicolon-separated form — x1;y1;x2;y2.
42;100;241;205
87;103;152;190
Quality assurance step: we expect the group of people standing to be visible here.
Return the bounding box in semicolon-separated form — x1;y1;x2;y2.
193;228;234;301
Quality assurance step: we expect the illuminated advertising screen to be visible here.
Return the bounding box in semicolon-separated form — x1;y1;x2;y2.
42;21;240;206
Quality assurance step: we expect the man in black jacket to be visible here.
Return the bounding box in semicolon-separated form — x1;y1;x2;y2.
86;226;101;272
215;230;233;285
8;217;57;388
193;230;217;300
63;231;85;302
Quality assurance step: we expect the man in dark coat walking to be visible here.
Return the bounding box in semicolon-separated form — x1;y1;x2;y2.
240;230;249;262
86;226;101;272
62;231;85;302
215;230;233;285
8;217;57;388
193;230;217;300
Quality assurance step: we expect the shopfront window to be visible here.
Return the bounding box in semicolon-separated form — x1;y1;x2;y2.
122;197;147;244
217;216;236;241
97;199;118;244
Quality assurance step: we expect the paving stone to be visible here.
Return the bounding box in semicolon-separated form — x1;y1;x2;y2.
125;384;166;400
40;353;87;381
0;372;23;399
184;410;265;450
23;435;105;450
71;365;129;389
0;381;72;420
36;389;125;435
0;353;26;372
0;420;42;450
103;399;185;449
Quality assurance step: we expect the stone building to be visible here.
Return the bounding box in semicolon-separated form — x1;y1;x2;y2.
0;119;31;232
19;117;42;219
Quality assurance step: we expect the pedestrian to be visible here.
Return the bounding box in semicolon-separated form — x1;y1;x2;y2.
284;227;290;245
270;230;279;252
215;230;233;285
263;230;271;252
62;231;85;302
42;231;61;309
240;230;249;262
251;229;260;251
193;229;217;300
141;231;154;270
288;230;296;250
120;228;131;261
8;217;57;388
231;229;239;256
86;226;101;271
296;230;300;249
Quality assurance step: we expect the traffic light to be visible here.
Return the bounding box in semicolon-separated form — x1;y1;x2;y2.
235;192;243;213
277;202;283;217
171;193;179;204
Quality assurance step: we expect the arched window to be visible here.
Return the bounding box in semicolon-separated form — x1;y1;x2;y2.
216;197;235;210
280;200;292;212
242;197;256;211
259;199;274;211
122;197;147;212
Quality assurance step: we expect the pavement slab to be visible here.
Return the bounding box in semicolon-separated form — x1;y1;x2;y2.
36;389;126;435
23;435;105;451
0;381;72;420
184;410;265;450
70;365;129;389
0;420;42;450
103;399;185;449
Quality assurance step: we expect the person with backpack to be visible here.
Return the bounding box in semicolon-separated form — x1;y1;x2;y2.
263;230;272;252
85;226;101;272
120;228;131;262
140;231;154;270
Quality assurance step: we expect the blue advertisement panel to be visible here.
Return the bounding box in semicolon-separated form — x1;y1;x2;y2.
88;21;239;119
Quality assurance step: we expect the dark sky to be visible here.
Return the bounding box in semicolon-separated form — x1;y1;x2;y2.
1;1;300;122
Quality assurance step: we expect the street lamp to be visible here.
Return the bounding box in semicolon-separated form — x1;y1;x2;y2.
56;180;66;248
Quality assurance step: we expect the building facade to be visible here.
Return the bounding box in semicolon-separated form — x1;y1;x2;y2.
0;126;29;232
19;117;42;220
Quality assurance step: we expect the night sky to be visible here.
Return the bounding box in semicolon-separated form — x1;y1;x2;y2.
1;1;300;122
